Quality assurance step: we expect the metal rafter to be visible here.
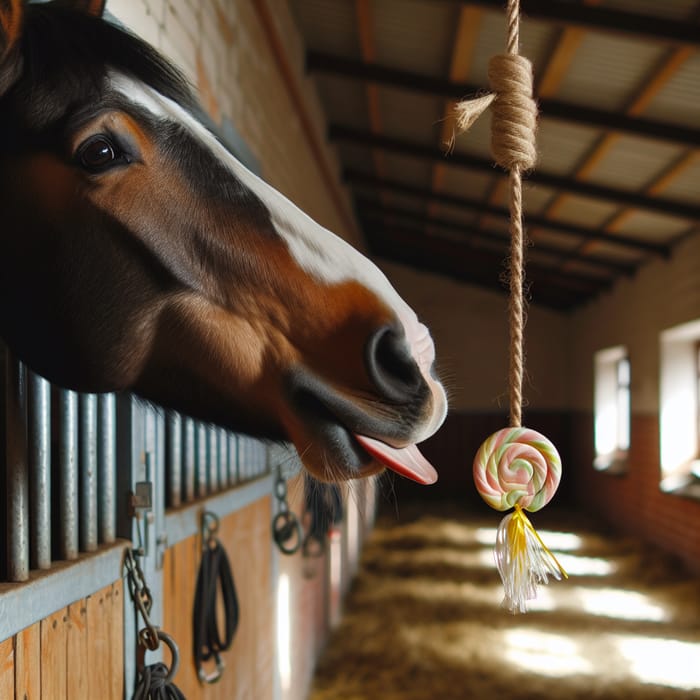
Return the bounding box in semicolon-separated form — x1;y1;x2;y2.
345;170;671;257
368;226;605;310
437;0;700;48
306;51;700;150
332;127;700;223
357;199;637;276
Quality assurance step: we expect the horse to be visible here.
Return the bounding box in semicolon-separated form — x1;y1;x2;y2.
0;0;447;484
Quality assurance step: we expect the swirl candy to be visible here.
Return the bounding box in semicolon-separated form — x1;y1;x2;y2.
473;427;561;512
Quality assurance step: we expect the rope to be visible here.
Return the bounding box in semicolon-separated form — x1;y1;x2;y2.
454;0;537;428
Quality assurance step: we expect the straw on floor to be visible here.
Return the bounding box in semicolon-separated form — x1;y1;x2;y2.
309;502;700;700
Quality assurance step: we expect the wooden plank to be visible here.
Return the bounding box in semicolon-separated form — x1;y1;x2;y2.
628;46;696;117
356;0;386;180
574;133;621;181
217;498;273;700
537;27;586;97
66;601;88;700
110;581;125;700
0;637;14;700
646;151;699;196
14;622;41;699
86;585;113;699
162;535;200;698
432;6;483;213
40;608;68;700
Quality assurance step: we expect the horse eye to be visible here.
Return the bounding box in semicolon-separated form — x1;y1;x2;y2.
77;136;120;172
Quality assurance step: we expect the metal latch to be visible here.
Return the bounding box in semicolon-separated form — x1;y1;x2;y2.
130;481;153;517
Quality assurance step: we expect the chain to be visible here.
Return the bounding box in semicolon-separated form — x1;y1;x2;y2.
271;467;302;555
124;548;161;652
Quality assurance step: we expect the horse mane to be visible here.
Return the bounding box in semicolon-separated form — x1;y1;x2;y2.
5;3;196;132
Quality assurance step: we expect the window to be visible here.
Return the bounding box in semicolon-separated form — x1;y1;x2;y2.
594;346;630;472
659;319;700;495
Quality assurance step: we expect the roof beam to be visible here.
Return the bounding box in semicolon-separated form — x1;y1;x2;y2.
437;0;700;48
306;51;700;150
358;199;636;276
553;46;697;265
345;170;671;257
331;126;700;223
367;226;599;310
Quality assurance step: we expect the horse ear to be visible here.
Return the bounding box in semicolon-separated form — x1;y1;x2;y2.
71;0;106;16
0;0;23;96
56;0;106;17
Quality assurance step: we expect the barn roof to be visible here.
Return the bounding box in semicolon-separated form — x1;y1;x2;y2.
289;0;700;310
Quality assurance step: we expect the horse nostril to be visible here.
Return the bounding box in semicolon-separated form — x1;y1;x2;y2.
366;325;423;403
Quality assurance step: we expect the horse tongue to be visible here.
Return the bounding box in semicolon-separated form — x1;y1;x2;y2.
354;434;438;485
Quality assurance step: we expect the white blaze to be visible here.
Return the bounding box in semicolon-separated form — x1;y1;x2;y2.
108;73;447;441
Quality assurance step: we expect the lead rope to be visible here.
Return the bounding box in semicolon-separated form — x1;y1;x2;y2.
193;512;240;684
456;0;567;613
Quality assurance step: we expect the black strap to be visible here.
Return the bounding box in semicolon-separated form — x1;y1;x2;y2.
193;540;239;683
133;663;186;700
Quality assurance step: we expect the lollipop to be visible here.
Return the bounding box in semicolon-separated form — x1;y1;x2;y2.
473;427;567;614
473;427;561;512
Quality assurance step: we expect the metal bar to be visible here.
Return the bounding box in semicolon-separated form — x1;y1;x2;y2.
6;357;29;582
195;422;207;498
182;418;195;502
239;436;248;481
28;371;51;569
208;426;219;493
166;413;182;508
218;428;228;491
97;393;116;544
59;389;79;560
228;433;238;486
79;394;98;552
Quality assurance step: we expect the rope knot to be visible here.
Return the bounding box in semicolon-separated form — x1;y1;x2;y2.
488;53;538;172
454;54;538;173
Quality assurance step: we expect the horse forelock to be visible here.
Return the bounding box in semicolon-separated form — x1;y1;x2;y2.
1;3;194;138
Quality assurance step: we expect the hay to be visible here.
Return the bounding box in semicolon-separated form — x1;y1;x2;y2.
309;503;700;700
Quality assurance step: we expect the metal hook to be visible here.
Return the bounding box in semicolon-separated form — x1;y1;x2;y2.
198;652;225;685
201;510;220;550
136;629;181;684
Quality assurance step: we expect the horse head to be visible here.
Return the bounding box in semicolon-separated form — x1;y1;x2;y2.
0;0;447;483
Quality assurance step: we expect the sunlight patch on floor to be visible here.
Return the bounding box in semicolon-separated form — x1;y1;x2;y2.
555;552;617;576
474;528;584;552
578;588;669;622
504;629;593;677
613;635;700;690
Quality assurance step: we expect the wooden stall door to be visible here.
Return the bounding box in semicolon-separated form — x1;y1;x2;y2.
162;497;274;700
0;582;124;700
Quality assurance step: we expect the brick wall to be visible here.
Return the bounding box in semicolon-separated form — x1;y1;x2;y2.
570;413;700;575
106;0;360;246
